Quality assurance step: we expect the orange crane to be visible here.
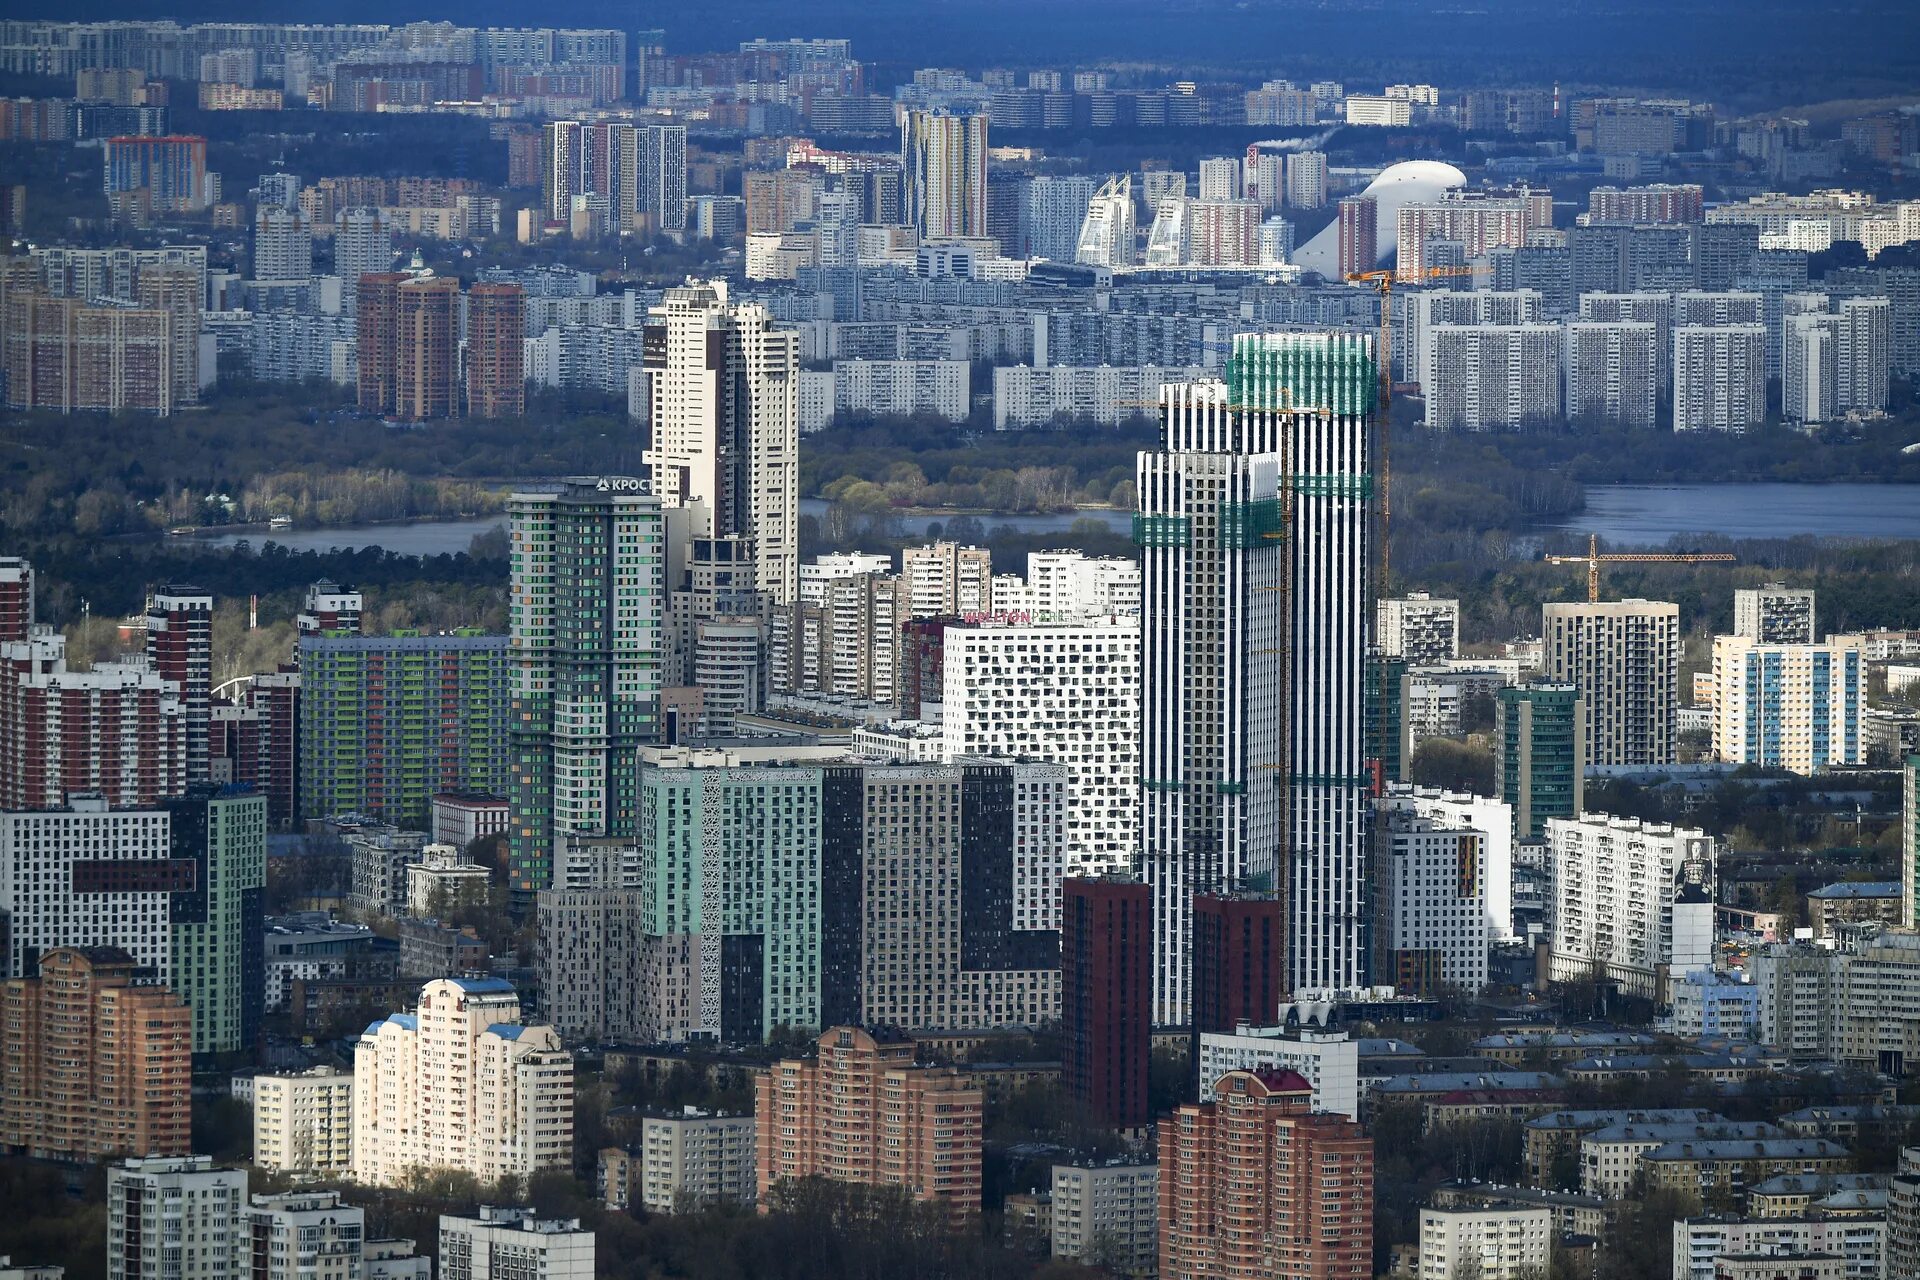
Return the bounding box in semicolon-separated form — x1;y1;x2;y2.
1543;533;1736;603
1344;264;1486;593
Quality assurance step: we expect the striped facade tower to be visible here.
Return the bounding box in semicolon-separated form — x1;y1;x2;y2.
1138;332;1375;1023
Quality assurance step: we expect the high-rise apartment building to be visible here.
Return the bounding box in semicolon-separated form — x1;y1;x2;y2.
1197;157;1241;202
1336;196;1377;278
617;1110;757;1213
333;208;390;311
167;787;267;1057
298;631;509;829
1735;585;1816;644
1023;175;1095;261
539;120;582;224
1579;292;1675;389
1495;683;1586;840
1397;192;1543;280
1375;593;1460;667
439;1208;593;1280
252;207;311;283
1673;324;1767;432
902;110;988;239
1062;878;1152;1130
137;265;203;410
1141;332;1375;1018
252;1066;354;1174
0;799;186;980
1546;814;1715;995
1190;894;1290;1073
1905;755;1920;930
507;479;666;897
352;978;573;1187
1377;810;1490;994
465;283;525;418
538;754;1064;1045
145;585;212;783
755;1026;984;1226
640;283;799;606
107;1157;246;1280
939;618;1140;875
0;557;31;641
0;629;186;810
1285;151;1327;209
394;276;459;420
1565;321;1660;428
1;948;192;1160
104;135;209;212
900;541;993;617
1159;1068;1374;1280
1784;295;1892;425
1711;637;1864;773
1585;183;1705;225
1423;323;1565;431
2;289;177;414
355;272;407;413
1544;599;1679;767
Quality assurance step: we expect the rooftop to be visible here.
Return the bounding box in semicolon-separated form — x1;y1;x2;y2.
1807;881;1902;900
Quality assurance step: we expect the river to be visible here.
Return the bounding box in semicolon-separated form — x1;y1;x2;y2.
1546;483;1920;546
189;517;506;556
177;484;1920;558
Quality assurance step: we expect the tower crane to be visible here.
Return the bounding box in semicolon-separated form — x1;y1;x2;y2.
1344;264;1487;594
1543;533;1736;603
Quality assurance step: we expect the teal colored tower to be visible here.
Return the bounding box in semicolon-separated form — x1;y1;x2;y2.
638;764;827;1041
508;478;667;901
1496;683;1586;840
168;786;267;1059
1365;653;1410;787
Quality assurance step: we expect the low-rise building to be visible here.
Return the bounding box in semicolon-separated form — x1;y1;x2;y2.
245;1191;365;1280
754;1026;984;1226
253;1066;354;1174
1806;882;1902;938
1673;1214;1886;1280
1580;1120;1785;1199
621;1108;756;1213
1666;969;1761;1039
1641;1138;1851;1201
1050;1161;1157;1275
438;1208;593;1280
404;843;491;916
1522;1108;1721;1188
1195;1024;1360;1119
1416;1203;1553;1280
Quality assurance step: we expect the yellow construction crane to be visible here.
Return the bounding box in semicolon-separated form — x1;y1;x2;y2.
1543;533;1737;603
1344;264;1486;593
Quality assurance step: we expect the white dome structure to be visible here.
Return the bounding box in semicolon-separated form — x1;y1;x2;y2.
1293;159;1468;278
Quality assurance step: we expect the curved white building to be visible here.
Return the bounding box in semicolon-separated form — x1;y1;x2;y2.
1293;159;1466;278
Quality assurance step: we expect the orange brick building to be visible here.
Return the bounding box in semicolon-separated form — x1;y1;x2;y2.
1159;1068;1374;1280
0;946;192;1160
754;1025;983;1226
464;282;525;418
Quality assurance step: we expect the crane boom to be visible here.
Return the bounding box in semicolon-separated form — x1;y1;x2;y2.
1542;533;1737;601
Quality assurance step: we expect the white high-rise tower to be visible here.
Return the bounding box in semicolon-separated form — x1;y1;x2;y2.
640;281;800;607
1138;330;1376;1022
